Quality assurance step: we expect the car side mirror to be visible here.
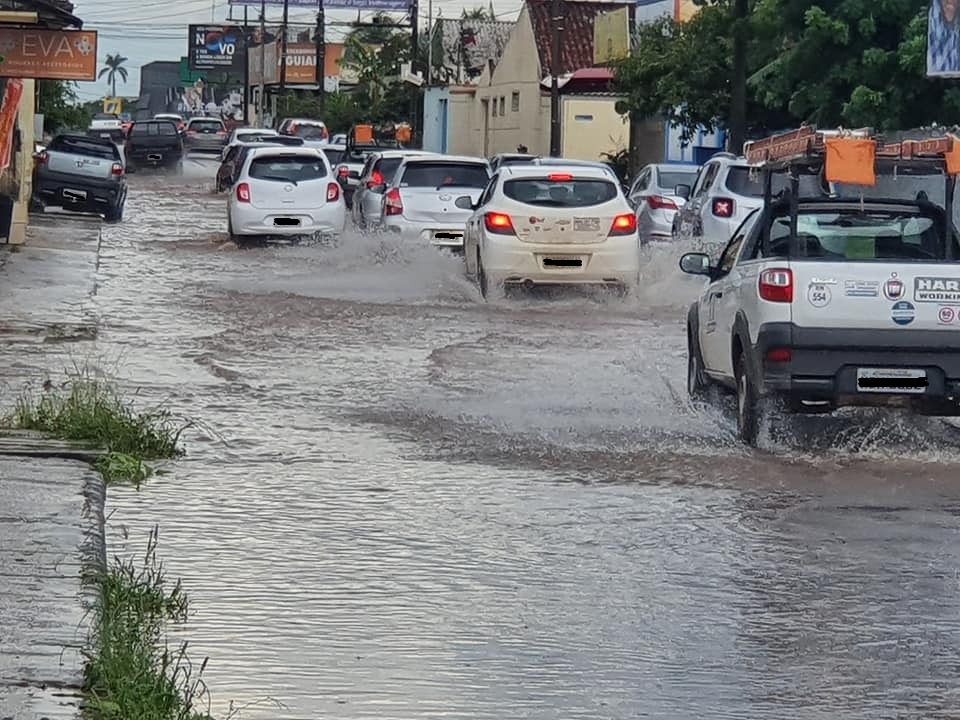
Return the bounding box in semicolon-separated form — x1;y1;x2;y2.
679;252;712;276
454;195;475;210
675;184;691;201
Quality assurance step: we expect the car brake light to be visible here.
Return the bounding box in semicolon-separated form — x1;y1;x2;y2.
546;173;572;182
236;182;251;203
368;170;384;188
327;182;340;202
759;268;793;302
766;348;792;362
647;195;677;210
385;187;403;215
609;213;637;236
337;165;349;178
33;150;47;165
111;162;123;176
712;197;734;217
484;211;515;234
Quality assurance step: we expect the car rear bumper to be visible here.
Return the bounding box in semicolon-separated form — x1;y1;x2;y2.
482;234;640;286
230;204;346;236
637;209;676;243
33;169;122;208
383;217;468;248
185;137;227;152
756;322;960;408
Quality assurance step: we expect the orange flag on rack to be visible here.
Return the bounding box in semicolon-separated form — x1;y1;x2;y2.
824;136;877;186
946;134;960;176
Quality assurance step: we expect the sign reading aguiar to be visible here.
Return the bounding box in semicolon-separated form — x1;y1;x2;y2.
0;29;98;81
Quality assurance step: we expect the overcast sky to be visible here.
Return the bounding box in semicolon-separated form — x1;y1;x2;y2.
71;0;524;102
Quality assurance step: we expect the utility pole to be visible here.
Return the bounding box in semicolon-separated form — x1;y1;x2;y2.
279;0;289;102
426;0;432;85
258;0;266;127
549;0;563;156
409;0;420;145
243;5;250;125
315;0;325;111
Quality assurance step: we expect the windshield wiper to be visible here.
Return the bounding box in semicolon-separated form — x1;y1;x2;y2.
260;175;297;185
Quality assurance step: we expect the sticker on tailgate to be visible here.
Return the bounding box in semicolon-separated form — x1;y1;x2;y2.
914;276;960;303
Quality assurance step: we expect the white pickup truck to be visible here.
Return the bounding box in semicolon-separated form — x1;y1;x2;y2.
680;129;960;445
88;112;124;142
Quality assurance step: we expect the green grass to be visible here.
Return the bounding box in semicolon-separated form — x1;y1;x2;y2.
83;528;214;720
94;452;155;488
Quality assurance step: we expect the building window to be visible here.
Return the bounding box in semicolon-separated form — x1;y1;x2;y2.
499;96;505;115
491;99;497;117
574;114;594;122
511;92;520;112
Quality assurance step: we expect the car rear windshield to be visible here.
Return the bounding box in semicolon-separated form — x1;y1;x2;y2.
238;131;274;142
658;169;697;190
400;162;489;188
190;120;223;132
768;208;960;260
503;178;619;207
49;136;118;160
248;155;328;183
323;148;344;165
290;124;326;139
131;122;177;136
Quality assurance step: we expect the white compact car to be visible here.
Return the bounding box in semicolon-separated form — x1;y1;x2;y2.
227;146;346;241
460;165;641;298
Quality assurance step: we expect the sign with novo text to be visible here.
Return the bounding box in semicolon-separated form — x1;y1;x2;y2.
188;25;246;72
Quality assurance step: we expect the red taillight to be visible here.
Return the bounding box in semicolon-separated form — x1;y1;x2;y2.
216;130;226;135
609;213;637;236
111;162;123;176
34;151;48;165
187;130;197;135
484;211;514;235
766;348;792;363
712;197;734;217
326;182;340;202
368;170;384;188
647;195;677;210
385;187;403;215
759;268;793;303
546;173;572;182
236;182;251;203
337;165;349;178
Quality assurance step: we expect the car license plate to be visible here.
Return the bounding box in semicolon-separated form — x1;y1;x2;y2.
856;367;927;393
100;132;111;138
573;217;600;232
63;188;87;201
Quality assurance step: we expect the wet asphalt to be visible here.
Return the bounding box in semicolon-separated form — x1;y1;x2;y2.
44;155;960;719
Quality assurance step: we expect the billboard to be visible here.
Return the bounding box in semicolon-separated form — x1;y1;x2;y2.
593;6;630;64
927;0;960;77
229;0;409;9
674;0;698;21
0;29;97;80
188;25;247;72
249;41;346;85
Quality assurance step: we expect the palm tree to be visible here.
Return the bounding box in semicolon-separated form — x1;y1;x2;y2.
98;53;128;98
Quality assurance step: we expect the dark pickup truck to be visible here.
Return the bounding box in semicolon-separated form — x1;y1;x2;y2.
125;119;184;172
31;133;127;222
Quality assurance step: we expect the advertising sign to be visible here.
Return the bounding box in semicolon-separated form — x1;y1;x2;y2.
249;41;347;84
927;0;960;77
0;29;97;81
229;0;409;9
103;97;122;114
0;80;23;172
593;6;630;64
188;25;246;72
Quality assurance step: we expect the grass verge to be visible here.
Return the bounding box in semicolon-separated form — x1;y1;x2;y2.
83;527;214;720
3;367;189;485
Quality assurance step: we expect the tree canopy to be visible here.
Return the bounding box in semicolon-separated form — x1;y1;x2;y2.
614;0;960;140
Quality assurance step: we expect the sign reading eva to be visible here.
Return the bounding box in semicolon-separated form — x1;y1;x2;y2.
188;25;246;72
0;29;98;81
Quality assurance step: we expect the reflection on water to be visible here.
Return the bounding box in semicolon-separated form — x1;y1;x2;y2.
81;166;960;719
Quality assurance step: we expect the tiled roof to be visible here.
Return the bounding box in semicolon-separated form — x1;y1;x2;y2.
527;0;634;78
430;18;514;83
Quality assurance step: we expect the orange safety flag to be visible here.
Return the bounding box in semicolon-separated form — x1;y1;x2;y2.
946;134;960;176
354;124;373;143
824;136;876;186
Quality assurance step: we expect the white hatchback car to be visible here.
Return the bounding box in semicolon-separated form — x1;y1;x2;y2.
460;165;641;298
227;146;346;241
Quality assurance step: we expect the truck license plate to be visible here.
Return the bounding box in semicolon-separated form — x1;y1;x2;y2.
63;189;87;201
856;367;927;393
573;217;600;232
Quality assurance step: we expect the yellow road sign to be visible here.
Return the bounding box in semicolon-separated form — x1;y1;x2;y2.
103;97;122;115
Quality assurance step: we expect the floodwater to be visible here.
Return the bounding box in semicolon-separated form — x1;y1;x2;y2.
61;157;960;718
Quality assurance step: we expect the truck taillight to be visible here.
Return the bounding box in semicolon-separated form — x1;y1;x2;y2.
712;197;734;217
759;268;793;303
326;182;339;202
236;182;251;203
33;151;48;165
384;187;403;216
111;162;123;175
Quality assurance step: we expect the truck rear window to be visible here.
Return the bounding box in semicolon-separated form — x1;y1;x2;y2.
400;162;489;188
503;178;618;207
131;122;177;136
249;155;328;182
768;208;960;260
48;136;118;160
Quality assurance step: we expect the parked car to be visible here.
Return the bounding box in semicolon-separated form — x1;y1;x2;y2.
460;164;640;298
277;118;329;144
88;112;125;143
184;117;228;154
125;119;184;173
628;162;700;244
216;136;306;192
227;146;345;242
31;133;127;222
378;154;492;250
350;149;435;229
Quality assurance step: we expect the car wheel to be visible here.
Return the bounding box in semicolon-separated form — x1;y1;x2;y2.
735;353;762;446
104;198;124;224
687;328;711;400
478;252;489;299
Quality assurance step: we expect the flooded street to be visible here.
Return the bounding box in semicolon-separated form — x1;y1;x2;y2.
68;158;960;718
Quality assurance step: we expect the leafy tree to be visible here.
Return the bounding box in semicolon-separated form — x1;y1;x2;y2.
37;80;89;134
462;5;495;20
98;53;128;98
341;31;412;117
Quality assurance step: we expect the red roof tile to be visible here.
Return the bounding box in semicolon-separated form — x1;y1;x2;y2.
527;0;635;79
